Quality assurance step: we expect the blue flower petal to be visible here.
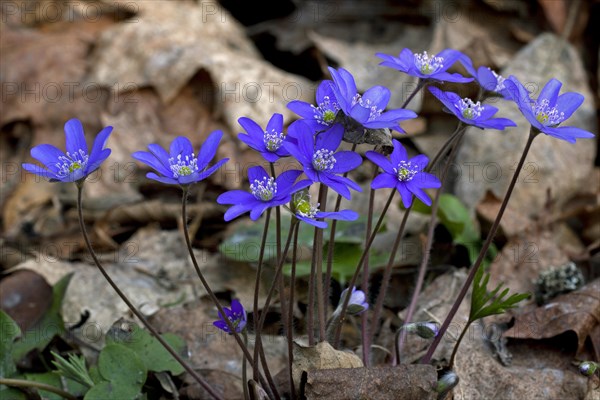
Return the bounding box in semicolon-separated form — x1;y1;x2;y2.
64;119;88;155
287;100;315;120
22;163;58;179
266;113;283;134
330;151;362;173
316;124;343;152
406;184;432;206
320;174;352;199
365;151;394;174
538;78;562;107
247;166;269;184
397;183;414;208
224;203;256;221
556;92;584;121
132;150;172;177
88;126;113;167
170;136;194;158
198;130;223;166
217;190;255;205
371;173;398;189
476;67;499;92
197;158;228;181
544;126;595;142
146;172;178;185
86;148;111;174
362;86;391;109
389;139;408;166
297;215;328;229
31;144;66;172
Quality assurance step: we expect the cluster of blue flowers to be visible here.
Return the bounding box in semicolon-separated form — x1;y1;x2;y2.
23;47;594;334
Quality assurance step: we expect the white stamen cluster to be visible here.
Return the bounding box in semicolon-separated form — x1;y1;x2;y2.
393;161;418;182
169;153;198;177
490;69;506;92
458;98;484;120
263;129;284;152
312;95;340;125
56;149;88;177
533;98;564;126
312;149;337;171
351;93;383;121
250;177;277;201
414;51;444;75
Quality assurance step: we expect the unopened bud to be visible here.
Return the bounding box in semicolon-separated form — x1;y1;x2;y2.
579;361;597;377
435;371;459;398
403;321;439;339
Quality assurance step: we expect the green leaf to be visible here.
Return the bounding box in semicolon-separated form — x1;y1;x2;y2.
469;266;530;322
85;344;146;400
106;321;186;375
0;310;21;380
283;241;400;285
0;387;27;400
12;273;73;362
219;214;386;264
84;380;141;400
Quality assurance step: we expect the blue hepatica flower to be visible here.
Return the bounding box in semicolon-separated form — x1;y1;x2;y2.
459;57;511;99
288;80;340;133
290;190;358;229
132;131;228;186
376;48;473;83
284;122;362;200
238;113;291;162
366;139;441;208
428;86;517;130
22;118;112;183
217;166;309;221
328;67;417;132
213;299;247;334
504;76;595;143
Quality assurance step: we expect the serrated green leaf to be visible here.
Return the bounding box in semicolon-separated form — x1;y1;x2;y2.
106;322;186;375
12;273;73;362
469;267;530;322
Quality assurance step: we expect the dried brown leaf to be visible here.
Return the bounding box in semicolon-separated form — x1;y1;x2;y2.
505;279;600;355
0;269;52;332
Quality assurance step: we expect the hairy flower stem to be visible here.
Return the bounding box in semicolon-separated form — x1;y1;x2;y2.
395;129;466;362
234;206;279;400
422;129;539;364
0;377;78;400
362;185;376;365
242;331;249;400
308;184;328;343
333;190;395;347
254;219;297;399
76;185;223;400
448;322;471;369
324;144;358;323
287;223;300;400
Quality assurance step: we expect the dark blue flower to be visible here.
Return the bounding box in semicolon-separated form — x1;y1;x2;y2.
428;86;516;130
132;131;228;186
459;57;511;99
328;67;417;132
217;166;309;221
22;118;112;183
376;48;473;83
213;299;247;334
504;76;595;143
290;190;358;229
238;113;291;162
287;80;340;133
366;140;441;208
284;122;362;200
339;286;369;315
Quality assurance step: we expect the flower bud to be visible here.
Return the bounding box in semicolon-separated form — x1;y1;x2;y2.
339;287;368;315
579;361;597;377
435;371;459;398
403;321;439;339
